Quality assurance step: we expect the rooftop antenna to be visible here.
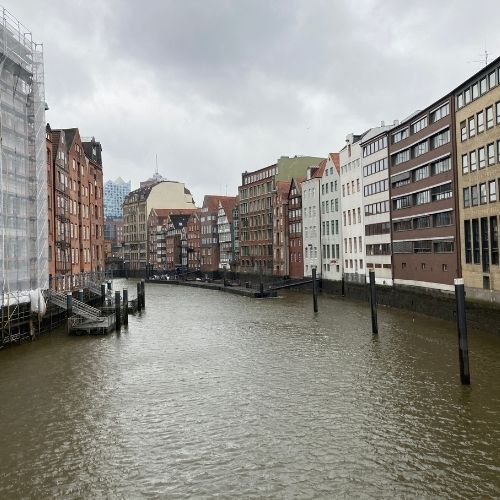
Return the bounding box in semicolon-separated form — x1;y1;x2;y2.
468;45;489;67
155;153;159;175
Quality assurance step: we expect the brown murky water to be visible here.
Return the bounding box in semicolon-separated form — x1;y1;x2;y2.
1;281;500;498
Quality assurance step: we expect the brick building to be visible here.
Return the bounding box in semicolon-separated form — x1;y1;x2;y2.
238;155;324;275
48;127;104;288
388;97;459;291
272;180;291;277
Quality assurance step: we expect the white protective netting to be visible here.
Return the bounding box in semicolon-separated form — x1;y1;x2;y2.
0;7;48;305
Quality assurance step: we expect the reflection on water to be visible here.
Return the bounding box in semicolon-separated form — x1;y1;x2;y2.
1;281;500;498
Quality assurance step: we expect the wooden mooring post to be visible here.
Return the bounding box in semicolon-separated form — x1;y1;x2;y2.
312;267;318;313
123;288;128;326
369;270;378;334
115;290;121;330
101;283;106;306
454;278;470;385
141;279;146;308
137;282;142;312
78;289;84;303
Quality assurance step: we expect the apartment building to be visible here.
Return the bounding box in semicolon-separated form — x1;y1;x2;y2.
187;211;202;273
302;162;325;277
340;133;366;283
238;155;324;275
288;178;304;279
48;128;105;285
82;137;105;273
361;126;394;285
123;180;196;272
273;181;291;277
217;197;238;269
200;195;235;273
164;214;191;272
319;153;342;281
388;97;459;291
148;208;196;272
454;57;500;299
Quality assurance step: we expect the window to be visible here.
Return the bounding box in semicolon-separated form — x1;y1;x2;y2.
430;102;450;122
489;71;497;89
480;77;487;94
471;185;478;206
431;129;450;149
457;93;464;108
464;220;472;263
479;147;486;169
491;217;499;265
414;216;430;229
413;165;429;181
460;121;467;141
489;180;497;202
465;88;471;104
497;101;500;124
392;128;409;144
472;219;480;264
415;190;430;205
477;111;484;133
434;241;454;253
463;187;470;208
462;154;469;175
434;211;453;227
432;157;451;175
393;195;412;210
412;140;428;158
411;116;428;134
488;143;495;165
414;240;432;253
472;82;479;100
470;150;477;171
486;106;494;128
431;183;452;201
394;219;412;232
480;183;487;204
393;149;410;165
469;116;475;137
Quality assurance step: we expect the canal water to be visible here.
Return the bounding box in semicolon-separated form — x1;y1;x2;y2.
1;281;500;499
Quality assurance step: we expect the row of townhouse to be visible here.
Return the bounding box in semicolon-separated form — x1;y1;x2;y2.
237;57;500;300
122;184;239;275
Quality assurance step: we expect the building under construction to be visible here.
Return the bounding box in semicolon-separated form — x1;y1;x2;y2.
0;7;48;344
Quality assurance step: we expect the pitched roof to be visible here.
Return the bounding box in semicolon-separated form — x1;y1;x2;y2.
218;196;238;223
202;195;236;212
328;153;340;174
276;180;292;196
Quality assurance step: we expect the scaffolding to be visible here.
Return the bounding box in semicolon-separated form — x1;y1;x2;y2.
0;6;47;344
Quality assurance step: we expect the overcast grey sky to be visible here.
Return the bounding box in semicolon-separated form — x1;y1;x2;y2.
11;0;500;205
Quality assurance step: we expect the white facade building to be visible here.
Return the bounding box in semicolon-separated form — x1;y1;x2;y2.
320;153;343;281
361;126;394;285
340;133;367;283
302;161;326;277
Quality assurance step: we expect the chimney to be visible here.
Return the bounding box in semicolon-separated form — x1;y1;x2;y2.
393;119;399;126
381;120;385;126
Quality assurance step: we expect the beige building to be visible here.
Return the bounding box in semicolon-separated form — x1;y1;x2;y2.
122;181;196;272
455;57;500;300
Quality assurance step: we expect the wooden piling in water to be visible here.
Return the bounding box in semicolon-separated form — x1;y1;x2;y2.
115;290;121;330
137;282;142;312
123;288;128;326
312;267;318;313
369;270;378;334
454;278;470;385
